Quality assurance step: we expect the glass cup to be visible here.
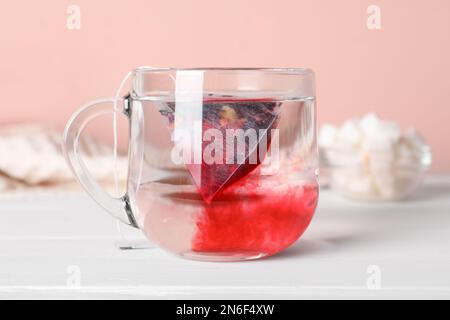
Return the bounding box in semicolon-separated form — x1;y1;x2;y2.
63;67;319;261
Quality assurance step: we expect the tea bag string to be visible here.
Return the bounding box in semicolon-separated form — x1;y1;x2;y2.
111;67;173;239
112;70;132;197
111;69;141;241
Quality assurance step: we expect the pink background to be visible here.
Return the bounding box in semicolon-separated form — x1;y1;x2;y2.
1;0;449;171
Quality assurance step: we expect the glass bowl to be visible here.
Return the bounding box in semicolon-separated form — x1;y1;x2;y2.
320;144;432;201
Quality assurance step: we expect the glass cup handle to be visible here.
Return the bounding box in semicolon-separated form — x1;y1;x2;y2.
62;97;138;228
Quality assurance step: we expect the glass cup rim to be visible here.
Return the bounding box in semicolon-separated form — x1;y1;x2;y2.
132;66;314;75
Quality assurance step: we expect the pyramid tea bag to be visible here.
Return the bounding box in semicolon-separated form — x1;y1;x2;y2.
157;97;281;202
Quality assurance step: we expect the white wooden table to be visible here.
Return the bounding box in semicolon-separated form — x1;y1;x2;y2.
1;175;449;299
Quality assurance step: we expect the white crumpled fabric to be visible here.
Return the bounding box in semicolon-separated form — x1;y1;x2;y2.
0;124;127;192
